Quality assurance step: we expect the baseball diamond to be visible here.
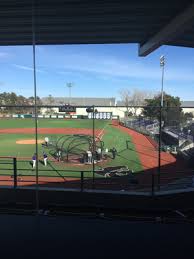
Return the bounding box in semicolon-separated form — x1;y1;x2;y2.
0;117;189;188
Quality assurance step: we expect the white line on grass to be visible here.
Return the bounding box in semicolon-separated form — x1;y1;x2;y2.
96;121;109;140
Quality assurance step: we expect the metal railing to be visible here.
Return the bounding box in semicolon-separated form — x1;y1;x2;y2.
0;157;152;192
1;157;194;195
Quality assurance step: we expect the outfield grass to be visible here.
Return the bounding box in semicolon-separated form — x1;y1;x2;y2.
101;125;142;172
0;118;108;128
0;118;142;178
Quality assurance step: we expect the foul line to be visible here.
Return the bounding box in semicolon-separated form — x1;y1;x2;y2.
96;122;109;140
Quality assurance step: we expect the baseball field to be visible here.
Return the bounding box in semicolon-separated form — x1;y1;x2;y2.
0;117;179;188
0;118;143;178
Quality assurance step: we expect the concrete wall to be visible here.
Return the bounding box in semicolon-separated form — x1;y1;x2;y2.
41;107;143;119
182;108;194;114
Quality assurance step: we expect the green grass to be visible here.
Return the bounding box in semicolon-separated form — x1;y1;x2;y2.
101;125;142;172
0;118;108;129
0;119;142;178
0;159;95;178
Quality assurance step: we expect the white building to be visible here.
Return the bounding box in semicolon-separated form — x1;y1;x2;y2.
40;97;194;119
181;101;194;115
41;97;131;119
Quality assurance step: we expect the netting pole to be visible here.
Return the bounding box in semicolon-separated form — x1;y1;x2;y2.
92;105;95;188
151;172;154;196
81;171;84;192
32;0;39;213
158;55;165;191
158;105;162;191
13;157;17;189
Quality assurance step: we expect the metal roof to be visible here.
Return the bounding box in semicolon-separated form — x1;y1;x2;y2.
41;98;194;107
117;100;194;107
1;0;194;55
41;97;116;106
181;101;194;107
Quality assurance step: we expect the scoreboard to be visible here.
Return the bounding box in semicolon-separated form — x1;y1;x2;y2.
88;112;112;120
59;105;76;113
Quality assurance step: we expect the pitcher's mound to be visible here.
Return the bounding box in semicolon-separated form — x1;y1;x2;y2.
16;139;44;145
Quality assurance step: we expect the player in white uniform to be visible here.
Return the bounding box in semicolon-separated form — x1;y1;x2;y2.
32;153;37;169
87;150;92;164
45;137;49;146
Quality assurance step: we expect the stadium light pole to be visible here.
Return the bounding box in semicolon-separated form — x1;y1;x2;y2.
31;0;40;214
66;82;73;105
158;55;165;190
160;55;165;107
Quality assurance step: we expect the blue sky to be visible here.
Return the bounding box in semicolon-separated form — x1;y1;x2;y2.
0;44;194;100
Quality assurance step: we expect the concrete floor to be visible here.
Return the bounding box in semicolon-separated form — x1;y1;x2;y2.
0;213;193;258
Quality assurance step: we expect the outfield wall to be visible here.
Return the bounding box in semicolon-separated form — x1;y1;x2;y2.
41;106;192;117
40;106;139;118
0;113;119;120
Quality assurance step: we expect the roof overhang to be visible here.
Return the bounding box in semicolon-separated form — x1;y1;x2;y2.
1;0;194;56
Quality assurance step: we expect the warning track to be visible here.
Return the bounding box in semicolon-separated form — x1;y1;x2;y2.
114;125;177;171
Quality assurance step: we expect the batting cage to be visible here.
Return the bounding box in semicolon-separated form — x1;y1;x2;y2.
47;134;104;163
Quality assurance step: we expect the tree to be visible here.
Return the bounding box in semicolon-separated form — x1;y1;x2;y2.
143;92;182;127
0;92;18;113
183;112;193;119
0;92;43;114
119;88;154;116
28;96;35;105
35;96;42;113
16;95;28;113
46;94;55;114
0;92;7;113
180;112;194;125
28;96;42;114
48;94;54;105
129;89;154;116
119;89;131;112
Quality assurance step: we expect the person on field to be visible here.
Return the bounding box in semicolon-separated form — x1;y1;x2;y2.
57;149;61;162
97;147;102;161
83;151;88;164
87;150;92;164
112;147;117;159
94;150;98;162
45;136;49;147
43;152;48;166
32;153;37;169
104;148;109;159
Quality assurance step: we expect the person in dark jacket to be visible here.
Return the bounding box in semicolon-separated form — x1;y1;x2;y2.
112;147;117;159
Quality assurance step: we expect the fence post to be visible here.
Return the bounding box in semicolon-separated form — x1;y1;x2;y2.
151;173;154;196
81;171;84;192
126;140;129;149
13;157;17;189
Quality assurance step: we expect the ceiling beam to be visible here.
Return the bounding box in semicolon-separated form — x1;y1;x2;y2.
138;3;194;57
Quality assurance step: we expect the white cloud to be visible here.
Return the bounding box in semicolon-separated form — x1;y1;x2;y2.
24;47;194;83
58;53;194;82
0;52;10;58
57;71;75;76
27;45;193;82
13;64;45;73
